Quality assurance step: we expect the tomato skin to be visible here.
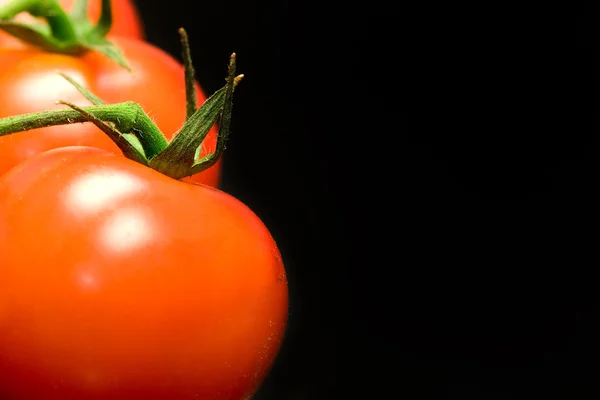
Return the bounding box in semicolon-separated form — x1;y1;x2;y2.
0;0;144;46
0;146;288;400
0;36;221;186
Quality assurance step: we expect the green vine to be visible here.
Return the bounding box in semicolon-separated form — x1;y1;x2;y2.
0;0;130;69
0;27;243;180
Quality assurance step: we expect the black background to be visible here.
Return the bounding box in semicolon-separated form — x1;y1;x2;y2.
137;1;594;399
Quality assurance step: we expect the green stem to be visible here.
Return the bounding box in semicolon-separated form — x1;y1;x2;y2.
40;3;78;43
0;0;77;42
0;103;124;135
0;0;130;69
0;101;168;159
0;51;242;181
189;60;240;176
179;27;198;120
148;62;242;180
58;100;148;165
93;0;112;37
0;0;41;19
70;0;90;20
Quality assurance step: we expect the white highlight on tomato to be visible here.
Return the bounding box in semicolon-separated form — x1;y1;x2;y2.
64;171;145;214
99;207;154;255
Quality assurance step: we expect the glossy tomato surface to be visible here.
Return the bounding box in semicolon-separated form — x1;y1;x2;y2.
0;146;288;400
0;0;144;46
0;36;221;186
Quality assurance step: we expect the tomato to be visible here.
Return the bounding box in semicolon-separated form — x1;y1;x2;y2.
0;145;289;400
0;0;144;46
0;35;222;186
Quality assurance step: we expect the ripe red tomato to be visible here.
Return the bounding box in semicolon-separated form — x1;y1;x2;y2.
0;35;221;186
0;0;144;46
0;145;289;400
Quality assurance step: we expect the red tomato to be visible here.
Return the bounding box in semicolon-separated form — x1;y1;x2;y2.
0;0;144;46
0;146;289;400
0;36;221;186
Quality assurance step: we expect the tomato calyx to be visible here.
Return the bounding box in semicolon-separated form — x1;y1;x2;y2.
0;28;243;180
0;0;130;70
